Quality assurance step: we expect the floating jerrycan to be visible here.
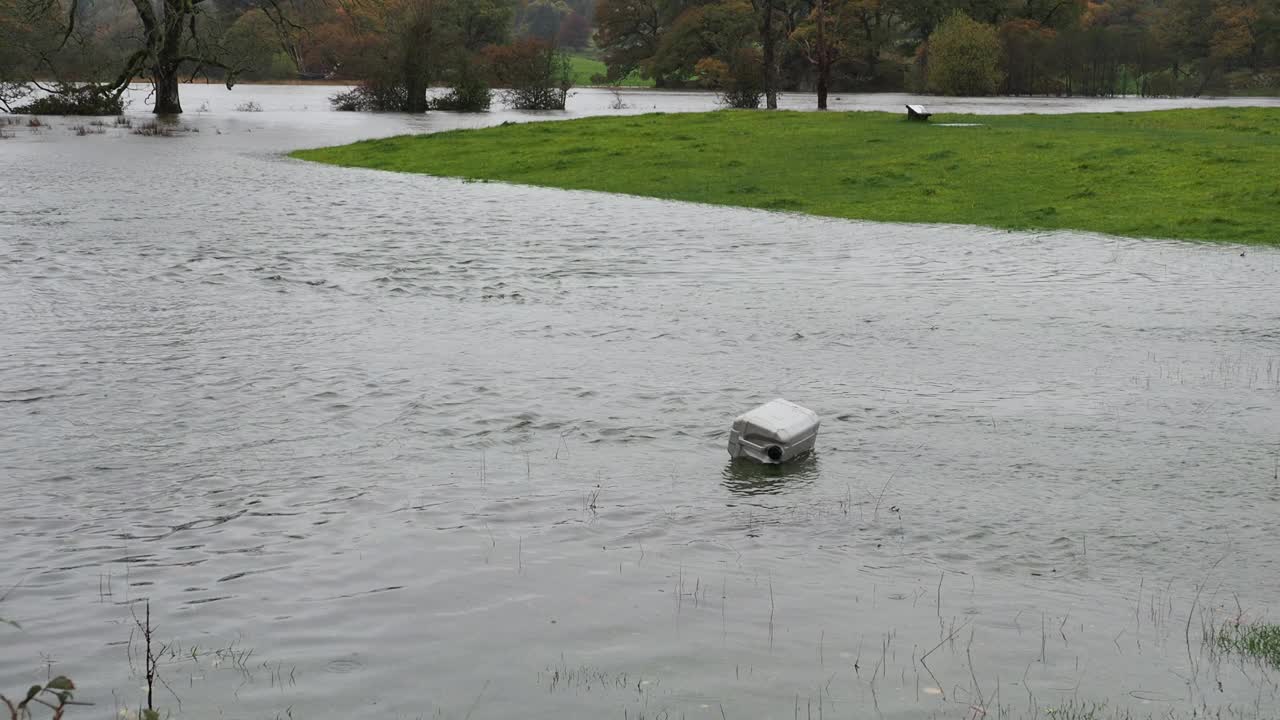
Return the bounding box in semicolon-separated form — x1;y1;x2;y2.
727;399;820;464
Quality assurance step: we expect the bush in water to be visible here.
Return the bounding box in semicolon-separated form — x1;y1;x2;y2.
430;79;492;112
330;81;409;112
430;55;492;112
695;49;764;109
486;39;572;110
13;84;124;115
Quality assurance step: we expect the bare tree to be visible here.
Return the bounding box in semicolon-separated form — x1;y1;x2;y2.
10;0;304;113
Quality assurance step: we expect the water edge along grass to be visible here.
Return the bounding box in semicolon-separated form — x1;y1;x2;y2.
292;107;1280;245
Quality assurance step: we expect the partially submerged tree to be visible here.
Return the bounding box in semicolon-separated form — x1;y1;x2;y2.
485;37;573;108
430;49;492;110
0;0;112;111
2;0;308;113
791;0;851;108
328;0;512;112
0;0;35;110
749;0;781;107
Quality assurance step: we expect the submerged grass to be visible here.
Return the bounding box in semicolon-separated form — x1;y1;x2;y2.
292;108;1280;245
1216;621;1280;668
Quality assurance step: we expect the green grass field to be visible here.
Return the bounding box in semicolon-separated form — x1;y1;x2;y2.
566;53;654;88
292;108;1280;245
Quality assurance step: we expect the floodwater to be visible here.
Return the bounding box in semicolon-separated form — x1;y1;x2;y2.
2;84;1279;720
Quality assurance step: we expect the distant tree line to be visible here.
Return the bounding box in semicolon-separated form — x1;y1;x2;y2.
594;0;1280;100
0;0;586;113
1;0;1276;114
320;0;574;112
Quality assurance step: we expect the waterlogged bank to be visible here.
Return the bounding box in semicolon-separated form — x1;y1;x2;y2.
295;108;1280;245
2;84;1280;720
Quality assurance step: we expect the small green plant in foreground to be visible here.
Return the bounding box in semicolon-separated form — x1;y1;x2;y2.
1;676;83;720
292;108;1280;245
1217;621;1280;668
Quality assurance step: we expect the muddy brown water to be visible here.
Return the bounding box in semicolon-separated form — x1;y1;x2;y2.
2;85;1279;719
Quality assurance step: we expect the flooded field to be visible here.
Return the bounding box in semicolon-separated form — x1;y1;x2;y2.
2;84;1279;719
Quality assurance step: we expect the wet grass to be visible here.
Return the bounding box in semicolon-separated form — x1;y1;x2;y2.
567;53;653;88
1216;621;1280;668
292;107;1280;245
1036;702;1272;719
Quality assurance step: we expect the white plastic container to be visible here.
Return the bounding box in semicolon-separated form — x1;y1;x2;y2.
727;399;820;464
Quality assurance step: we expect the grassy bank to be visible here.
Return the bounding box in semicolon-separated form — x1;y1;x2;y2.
567;53;654;87
292;108;1280;244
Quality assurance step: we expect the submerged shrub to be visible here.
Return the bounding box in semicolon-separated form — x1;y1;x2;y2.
133;120;197;137
430;58;492;112
486;39;572;110
13;83;124;115
430;82;492;112
330;80;409;112
720;86;762;109
697;49;764;109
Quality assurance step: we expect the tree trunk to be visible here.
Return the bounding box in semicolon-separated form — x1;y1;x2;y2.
405;72;429;112
402;35;429;112
401;6;432;113
152;0;185;114
816;0;827;110
760;0;777;109
152;63;182;114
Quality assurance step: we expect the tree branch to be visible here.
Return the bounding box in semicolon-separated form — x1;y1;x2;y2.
177;55;239;88
107;49;152;94
58;0;79;49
